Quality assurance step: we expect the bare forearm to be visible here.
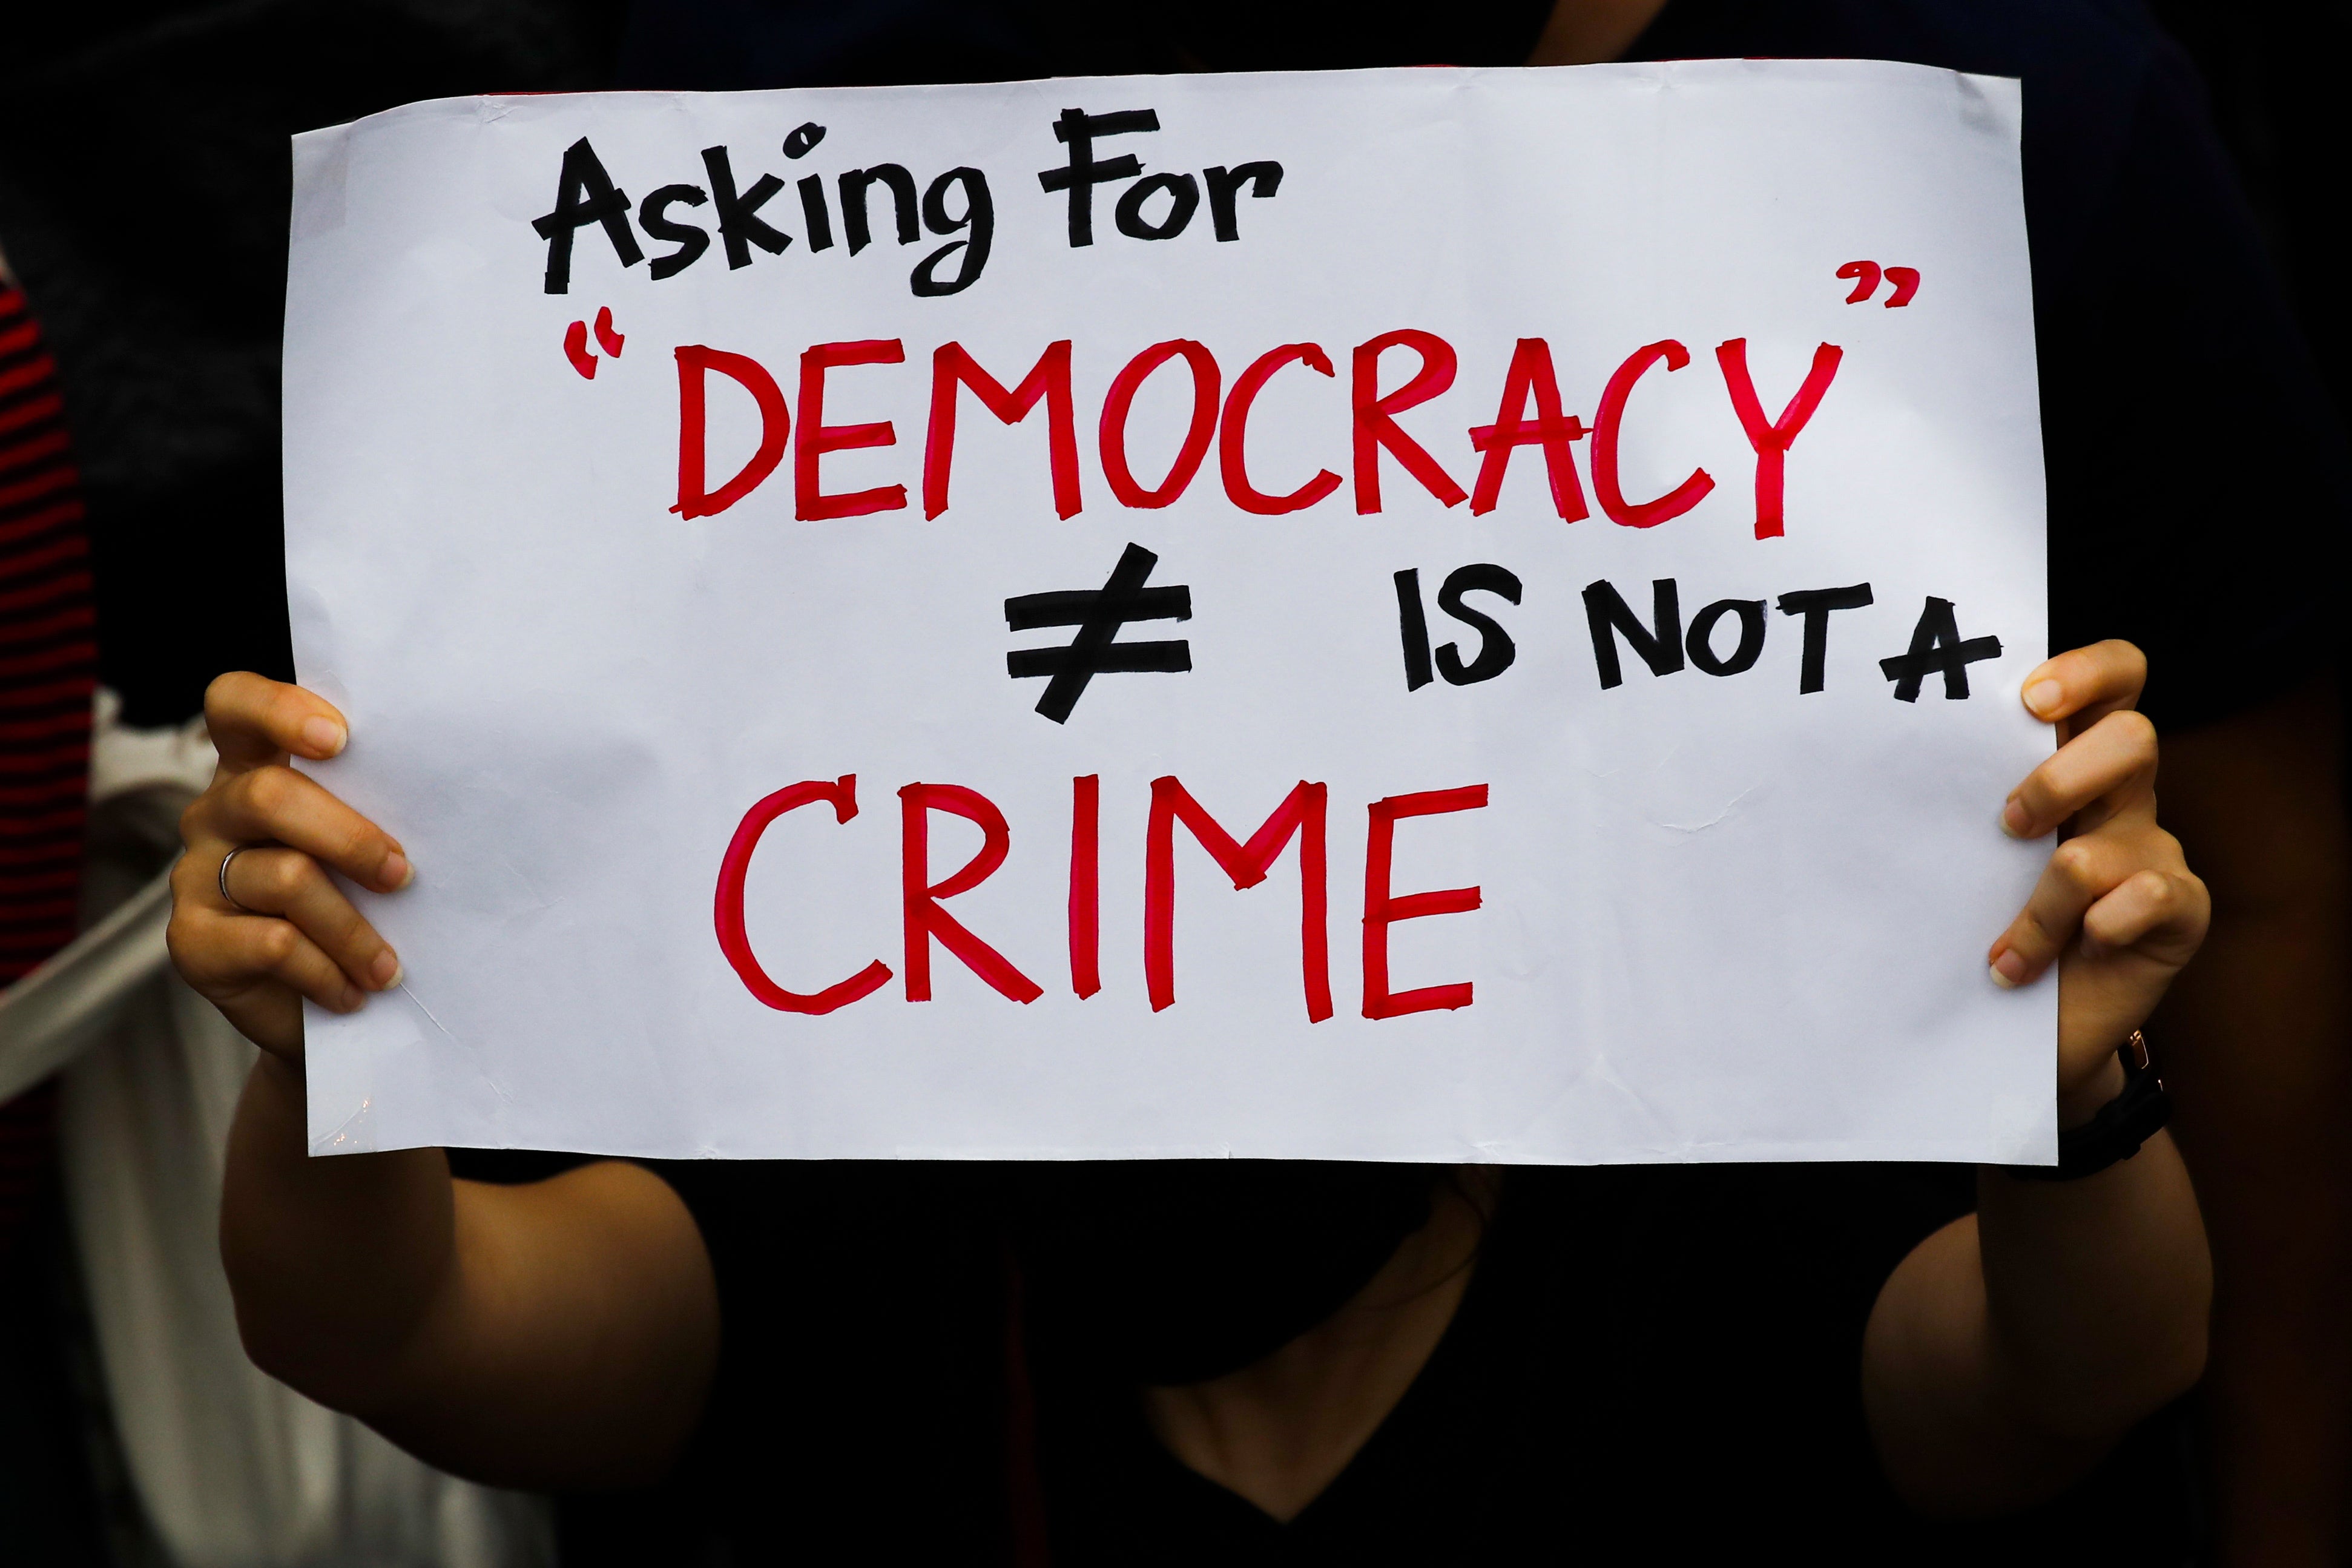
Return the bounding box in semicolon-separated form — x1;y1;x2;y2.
220;1053;461;1411
1867;1135;2209;1517
363;1159;721;1487
1975;1128;2211;1437
1873;642;2218;1517
189;679;719;1488
220;1055;719;1487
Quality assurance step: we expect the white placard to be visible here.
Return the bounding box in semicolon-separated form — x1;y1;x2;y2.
284;60;2054;1163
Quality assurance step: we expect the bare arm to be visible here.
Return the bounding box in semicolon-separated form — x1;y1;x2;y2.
1863;642;2213;1515
2154;674;2350;1566
1866;1137;2209;1515
179;674;719;1489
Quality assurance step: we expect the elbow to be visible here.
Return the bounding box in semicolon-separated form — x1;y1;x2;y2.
2163;1244;2213;1398
219;1207;413;1420
2142;1263;2213;1415
2117;1193;2216;1428
2115;1303;2210;1430
2015;1313;2207;1475
230;1299;329;1405
223;1251;382;1417
2024;1238;2213;1445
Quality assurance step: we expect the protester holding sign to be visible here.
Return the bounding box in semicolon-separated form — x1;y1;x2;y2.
180;50;2224;1543
154;2;2343;1557
179;648;2205;1553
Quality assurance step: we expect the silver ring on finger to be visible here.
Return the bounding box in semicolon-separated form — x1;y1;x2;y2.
219;846;257;914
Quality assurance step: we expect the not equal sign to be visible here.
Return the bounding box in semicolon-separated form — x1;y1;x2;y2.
1004;542;1192;723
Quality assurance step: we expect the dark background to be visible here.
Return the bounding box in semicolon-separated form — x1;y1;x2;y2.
2145;0;2352;426
0;0;630;725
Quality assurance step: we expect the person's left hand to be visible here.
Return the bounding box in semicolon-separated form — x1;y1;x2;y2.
1989;641;2210;1122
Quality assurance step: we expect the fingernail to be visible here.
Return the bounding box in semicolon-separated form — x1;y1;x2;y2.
380;852;413;890
337;984;366;1012
2024;679;2064;719
300;716;347;757
370;949;402;989
2000;798;2031;838
1991;950;2029;989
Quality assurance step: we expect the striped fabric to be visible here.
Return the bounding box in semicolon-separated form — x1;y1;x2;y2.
0;280;96;1254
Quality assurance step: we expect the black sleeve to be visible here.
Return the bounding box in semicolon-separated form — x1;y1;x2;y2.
651;1159;1019;1567
443;1148;598;1184
1571;1163;1975;1542
2040;38;2348;730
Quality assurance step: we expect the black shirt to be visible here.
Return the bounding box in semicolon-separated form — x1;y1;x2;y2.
1030;1165;1961;1563
670;1161;2199;1564
1036;1165;2211;1564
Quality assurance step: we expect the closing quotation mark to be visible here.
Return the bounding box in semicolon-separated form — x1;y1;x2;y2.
1835;261;1919;307
564;306;627;378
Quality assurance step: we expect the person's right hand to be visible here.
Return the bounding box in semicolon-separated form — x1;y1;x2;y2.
169;673;412;1059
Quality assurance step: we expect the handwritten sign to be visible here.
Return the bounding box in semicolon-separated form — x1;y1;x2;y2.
284;61;2055;1162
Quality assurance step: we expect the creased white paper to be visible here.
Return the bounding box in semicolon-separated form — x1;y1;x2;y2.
285;61;2054;1162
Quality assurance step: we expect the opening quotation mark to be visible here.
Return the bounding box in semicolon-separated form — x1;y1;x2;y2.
1836;261;1919;307
564;306;627;378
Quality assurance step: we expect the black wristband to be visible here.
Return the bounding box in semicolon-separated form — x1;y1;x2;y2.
2004;1033;2170;1182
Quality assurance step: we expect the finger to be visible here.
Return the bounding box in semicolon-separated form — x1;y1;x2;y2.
194;765;412;893
2017;640;2146;740
171;906;368;1013
1990;832;2149;987
166;860;306;1056
221;846;403;990
2001;708;2156;840
204;671;349;774
2080;866;2210;966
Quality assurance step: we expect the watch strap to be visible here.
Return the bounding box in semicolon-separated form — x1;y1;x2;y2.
2005;1032;2170;1182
